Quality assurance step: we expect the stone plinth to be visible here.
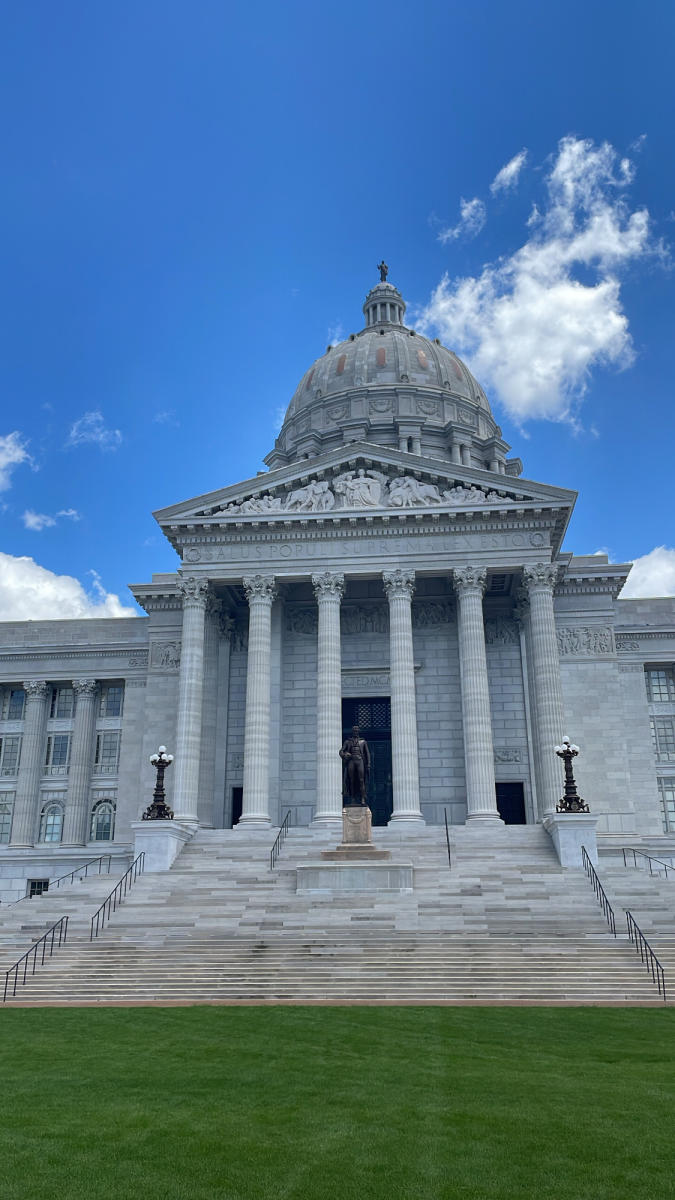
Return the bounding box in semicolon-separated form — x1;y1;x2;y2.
320;805;391;860
297;863;413;893
131;820;195;872
543;813;598;868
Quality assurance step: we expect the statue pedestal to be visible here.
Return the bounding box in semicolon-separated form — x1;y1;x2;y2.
320;805;391;861
543;813;598;868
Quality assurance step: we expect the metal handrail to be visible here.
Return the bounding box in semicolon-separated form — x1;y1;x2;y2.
626;910;667;1002
443;807;452;868
581;846;617;936
270;810;292;870
621;847;674;880
90;853;145;940
3;915;69;1002
10;854;113;905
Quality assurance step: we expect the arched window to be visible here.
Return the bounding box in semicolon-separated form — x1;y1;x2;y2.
39;801;64;843
90;799;115;842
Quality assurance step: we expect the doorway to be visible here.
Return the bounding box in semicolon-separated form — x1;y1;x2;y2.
341;697;393;826
231;786;243;827
495;781;526;824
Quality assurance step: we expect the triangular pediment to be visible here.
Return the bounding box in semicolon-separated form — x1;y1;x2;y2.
154;442;576;533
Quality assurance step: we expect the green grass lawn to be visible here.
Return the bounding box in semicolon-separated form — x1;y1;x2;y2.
1;1006;674;1200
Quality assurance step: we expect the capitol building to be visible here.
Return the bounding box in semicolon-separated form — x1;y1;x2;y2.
1;270;674;901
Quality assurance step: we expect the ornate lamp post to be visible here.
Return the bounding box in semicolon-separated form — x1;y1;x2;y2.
142;746;175;820
554;736;589;813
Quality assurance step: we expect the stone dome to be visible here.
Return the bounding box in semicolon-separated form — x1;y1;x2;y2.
265;273;517;476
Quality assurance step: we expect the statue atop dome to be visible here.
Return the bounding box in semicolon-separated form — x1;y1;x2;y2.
377;259;389;282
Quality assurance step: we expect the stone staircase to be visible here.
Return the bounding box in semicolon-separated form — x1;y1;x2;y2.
1;823;672;1005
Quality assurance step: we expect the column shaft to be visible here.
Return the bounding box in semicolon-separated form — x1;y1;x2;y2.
11;681;49;845
383;570;424;824
172;577;209;822
240;575;276;827
312;572;345;825
63;679;98;845
523;565;565;816
454;567;501;822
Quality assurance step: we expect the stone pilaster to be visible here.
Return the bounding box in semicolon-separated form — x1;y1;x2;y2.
312;571;345;826
454;567;501;823
172;576;209;822
11;681;49;846
63;679;98;845
240;575;276;827
522;563;565;817
383;569;424;824
213;612;234;828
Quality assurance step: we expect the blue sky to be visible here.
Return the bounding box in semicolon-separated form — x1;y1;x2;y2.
1;0;674;617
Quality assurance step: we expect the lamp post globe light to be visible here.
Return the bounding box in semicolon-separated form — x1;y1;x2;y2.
554;736;590;814
143;745;175;821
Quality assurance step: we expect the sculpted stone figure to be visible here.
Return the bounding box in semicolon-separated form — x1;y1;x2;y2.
285;479;335;512
339;725;371;804
334;468;387;507
388;475;442;507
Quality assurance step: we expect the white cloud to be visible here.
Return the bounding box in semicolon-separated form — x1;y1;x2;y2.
620;547;675;598
419;136;662;426
490;149;528;194
438;197;486;243
67;411;122;450
0;552;137;619
22;507;81;531
0;432;31;491
327;322;345;347
153;410;179;427
273;405;287;433
22;510;56;531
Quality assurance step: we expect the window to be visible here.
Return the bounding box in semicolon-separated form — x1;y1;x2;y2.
646;667;675;703
99;685;123;718
658;778;675;834
39;801;63;843
50;686;74;719
651;717;675;762
90;799;115;841
28;879;50;897
1;688;25;720
45;734;70;775
0;793;14;843
0;735;21;776
94;731;120;774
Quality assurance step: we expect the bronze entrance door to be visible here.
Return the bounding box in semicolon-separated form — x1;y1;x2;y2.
341;697;392;826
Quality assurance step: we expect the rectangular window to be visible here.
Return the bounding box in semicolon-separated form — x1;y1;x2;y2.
99;685;123;718
0;793;14;843
94;731;120;774
45;734;70;774
0;735;21;777
50;687;74;719
28;879;50;897
646;667;675;703
1;688;25;721
651;717;675;761
658;778;675;834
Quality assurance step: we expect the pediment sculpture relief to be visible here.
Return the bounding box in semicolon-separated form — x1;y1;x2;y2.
213;469;516;517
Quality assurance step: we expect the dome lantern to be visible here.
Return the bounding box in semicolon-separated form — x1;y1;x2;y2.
363;265;406;327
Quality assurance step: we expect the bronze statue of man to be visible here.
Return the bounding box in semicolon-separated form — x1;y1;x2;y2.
339;725;371;805
377;260;388;283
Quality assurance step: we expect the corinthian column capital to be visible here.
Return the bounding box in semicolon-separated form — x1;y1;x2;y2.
23;680;48;699
383;568;415;601
72;678;98;697
312;571;345;601
243;575;277;604
522;563;560;592
176;575;210;608
454;566;487;595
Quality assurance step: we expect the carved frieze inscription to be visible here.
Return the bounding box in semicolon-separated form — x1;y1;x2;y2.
484;618;518;645
494;748;522;763
286;601;454;635
556;626;614;656
184;529;548;566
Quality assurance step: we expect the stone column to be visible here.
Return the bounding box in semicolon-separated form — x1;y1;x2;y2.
312;571;345;826
240;575;276;827
522;564;565;817
11;681;49;846
172;576;210;823
63;679;98;845
454;567;501;822
198;596;221;826
383;569;424;825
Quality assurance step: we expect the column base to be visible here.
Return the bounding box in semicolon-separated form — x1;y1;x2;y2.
234;815;272;830
388;812;426;827
465;812;504;825
311;813;343;829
